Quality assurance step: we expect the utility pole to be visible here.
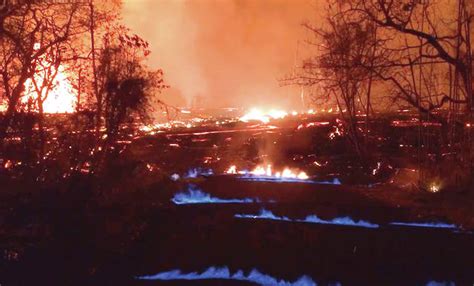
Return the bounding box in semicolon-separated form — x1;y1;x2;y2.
89;0;100;133
418;6;426;189
292;40;306;110
300;86;305;109
366;26;377;147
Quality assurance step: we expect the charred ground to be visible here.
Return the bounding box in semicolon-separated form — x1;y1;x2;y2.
0;112;472;285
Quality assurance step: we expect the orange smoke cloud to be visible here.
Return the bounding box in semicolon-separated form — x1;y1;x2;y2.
122;0;322;109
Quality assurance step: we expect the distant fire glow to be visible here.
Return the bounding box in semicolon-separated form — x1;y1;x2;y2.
240;108;288;123
226;164;309;181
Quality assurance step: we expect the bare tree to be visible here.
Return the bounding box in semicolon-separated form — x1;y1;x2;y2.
0;1;81;143
97;26;167;148
339;0;472;116
293;0;474;189
87;0;122;133
287;2;381;158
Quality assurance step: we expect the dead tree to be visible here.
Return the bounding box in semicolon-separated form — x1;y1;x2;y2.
94;26;167;169
286;0;472;117
287;4;382;159
0;1;79;144
287;0;473;189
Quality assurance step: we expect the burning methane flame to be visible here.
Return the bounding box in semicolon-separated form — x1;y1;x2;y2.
240;108;288;123
235;208;380;229
137;266;317;286
226;164;309;181
172;185;258;205
235;209;463;232
22;44;77;114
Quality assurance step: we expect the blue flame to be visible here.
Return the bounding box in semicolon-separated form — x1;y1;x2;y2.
316;178;342;185
235;209;291;221
425;281;456;286
236;175;341;185
185;168;214;178
390;222;458;230
237;175;313;184
235;209;379;229
235;209;467;232
304;214;379;228
137;266;320;286
170;173;180;181
172;185;257;205
181;167;343;185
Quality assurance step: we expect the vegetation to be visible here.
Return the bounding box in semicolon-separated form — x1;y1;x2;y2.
0;0;166;180
289;0;474;190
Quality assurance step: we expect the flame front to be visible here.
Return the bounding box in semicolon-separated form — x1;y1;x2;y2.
226;164;309;180
23;67;77;114
240;108;288;123
22;44;77;114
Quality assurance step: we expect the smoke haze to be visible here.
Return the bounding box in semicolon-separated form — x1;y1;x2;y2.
122;0;321;109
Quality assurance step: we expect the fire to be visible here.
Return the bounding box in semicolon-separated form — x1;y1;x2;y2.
239;107;344;124
226;165;237;174
240;108;288;123
329;127;342;140
22;44;77;114
0;103;7;113
225;164;309;180
428;183;440;193
297;121;330;130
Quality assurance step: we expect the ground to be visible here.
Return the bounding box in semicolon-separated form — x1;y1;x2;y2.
0;112;472;285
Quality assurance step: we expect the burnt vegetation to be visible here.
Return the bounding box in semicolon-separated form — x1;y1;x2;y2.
0;0;167;181
284;0;474;191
